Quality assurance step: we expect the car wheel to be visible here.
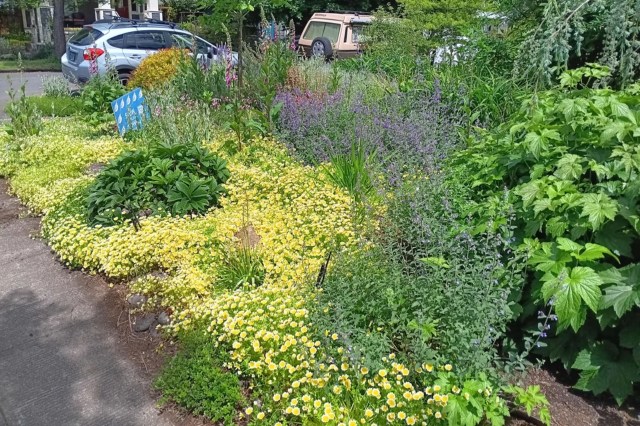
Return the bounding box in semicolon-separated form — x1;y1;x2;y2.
118;71;131;86
311;37;333;60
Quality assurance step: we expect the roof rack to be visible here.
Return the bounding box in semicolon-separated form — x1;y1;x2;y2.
92;17;179;29
323;10;372;15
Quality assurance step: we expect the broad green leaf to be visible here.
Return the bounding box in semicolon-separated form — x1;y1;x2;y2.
580;193;618;231
554;154;583;180
609;97;637;124
620;322;640;349
575;243;618;262
569;267;604;313
524;132;544;158
516;181;541;208
601;285;639;317
556;237;582;253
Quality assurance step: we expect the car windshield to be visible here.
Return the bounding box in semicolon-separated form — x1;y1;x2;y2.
69;28;104;46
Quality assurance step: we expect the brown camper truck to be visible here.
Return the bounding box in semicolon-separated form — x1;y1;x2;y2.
298;12;373;60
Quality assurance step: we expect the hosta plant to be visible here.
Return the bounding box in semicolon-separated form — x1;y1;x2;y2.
456;65;640;404
87;141;230;227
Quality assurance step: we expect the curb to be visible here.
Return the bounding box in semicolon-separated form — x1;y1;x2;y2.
0;69;61;73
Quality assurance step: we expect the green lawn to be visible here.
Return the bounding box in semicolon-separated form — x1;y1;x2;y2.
0;58;61;72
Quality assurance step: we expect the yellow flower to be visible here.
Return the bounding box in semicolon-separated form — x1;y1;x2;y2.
273;393;281;402
423;363;434;372
348;420;358;426
292;407;301;416
406;416;416;425
387;412;396;421
434;412;442;419
433;385;441;392
314;400;322;408
245;407;254;415
361;367;369;375
444;364;453;371
378;369;388;377
364;409;374;418
452;386;461;394
398;412;406;420
257;412;265;420
331;333;339;340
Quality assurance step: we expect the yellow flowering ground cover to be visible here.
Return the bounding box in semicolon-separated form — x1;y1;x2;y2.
0;119;515;425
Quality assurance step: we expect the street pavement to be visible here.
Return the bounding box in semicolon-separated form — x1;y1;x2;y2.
0;72;62;120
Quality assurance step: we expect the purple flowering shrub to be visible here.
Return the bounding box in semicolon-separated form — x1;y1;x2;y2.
275;83;462;184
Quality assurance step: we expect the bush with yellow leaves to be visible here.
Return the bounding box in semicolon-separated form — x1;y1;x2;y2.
128;48;189;90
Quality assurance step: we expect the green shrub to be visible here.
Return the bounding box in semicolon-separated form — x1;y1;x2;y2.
87;141;230;227
4;79;43;137
455;65;640;404
155;337;243;424
22;96;83;117
314;175;524;375
80;72;126;125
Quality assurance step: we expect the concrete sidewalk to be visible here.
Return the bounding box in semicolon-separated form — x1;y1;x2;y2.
0;180;175;426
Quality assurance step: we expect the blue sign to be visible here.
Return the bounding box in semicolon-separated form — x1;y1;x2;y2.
111;88;148;136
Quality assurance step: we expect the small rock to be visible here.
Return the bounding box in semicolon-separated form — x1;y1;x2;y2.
127;294;146;307
149;321;161;338
87;163;105;175
133;313;156;332
157;311;170;325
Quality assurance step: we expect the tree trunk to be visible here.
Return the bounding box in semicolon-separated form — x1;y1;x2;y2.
53;0;66;58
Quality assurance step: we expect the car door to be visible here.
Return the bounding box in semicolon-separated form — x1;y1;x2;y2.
122;30;170;69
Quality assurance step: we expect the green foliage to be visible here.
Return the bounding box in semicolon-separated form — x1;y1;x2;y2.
323;142;375;204
80;72;127;125
4;78;43;137
41;75;70;97
455;65;640;403
87;141;230;227
243;40;296;133
512;0;640;88
155;334;243;424
399;0;491;45
314;176;524;375
171;58;230;104
217;246;266;290
504;385;551;426
20;96;83;117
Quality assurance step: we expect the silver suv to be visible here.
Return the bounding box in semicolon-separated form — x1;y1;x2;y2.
61;19;224;85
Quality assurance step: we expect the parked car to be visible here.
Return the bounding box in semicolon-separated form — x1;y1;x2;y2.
298;12;372;60
61;18;233;85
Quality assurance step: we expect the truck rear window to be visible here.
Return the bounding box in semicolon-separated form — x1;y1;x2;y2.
69;28;104;46
303;22;341;43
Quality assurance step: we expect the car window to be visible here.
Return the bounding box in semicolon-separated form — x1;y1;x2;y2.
352;25;365;43
122;33;138;49
107;34;124;48
135;31;168;50
69;28;104;46
195;37;213;55
303;22;341;43
170;33;193;49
